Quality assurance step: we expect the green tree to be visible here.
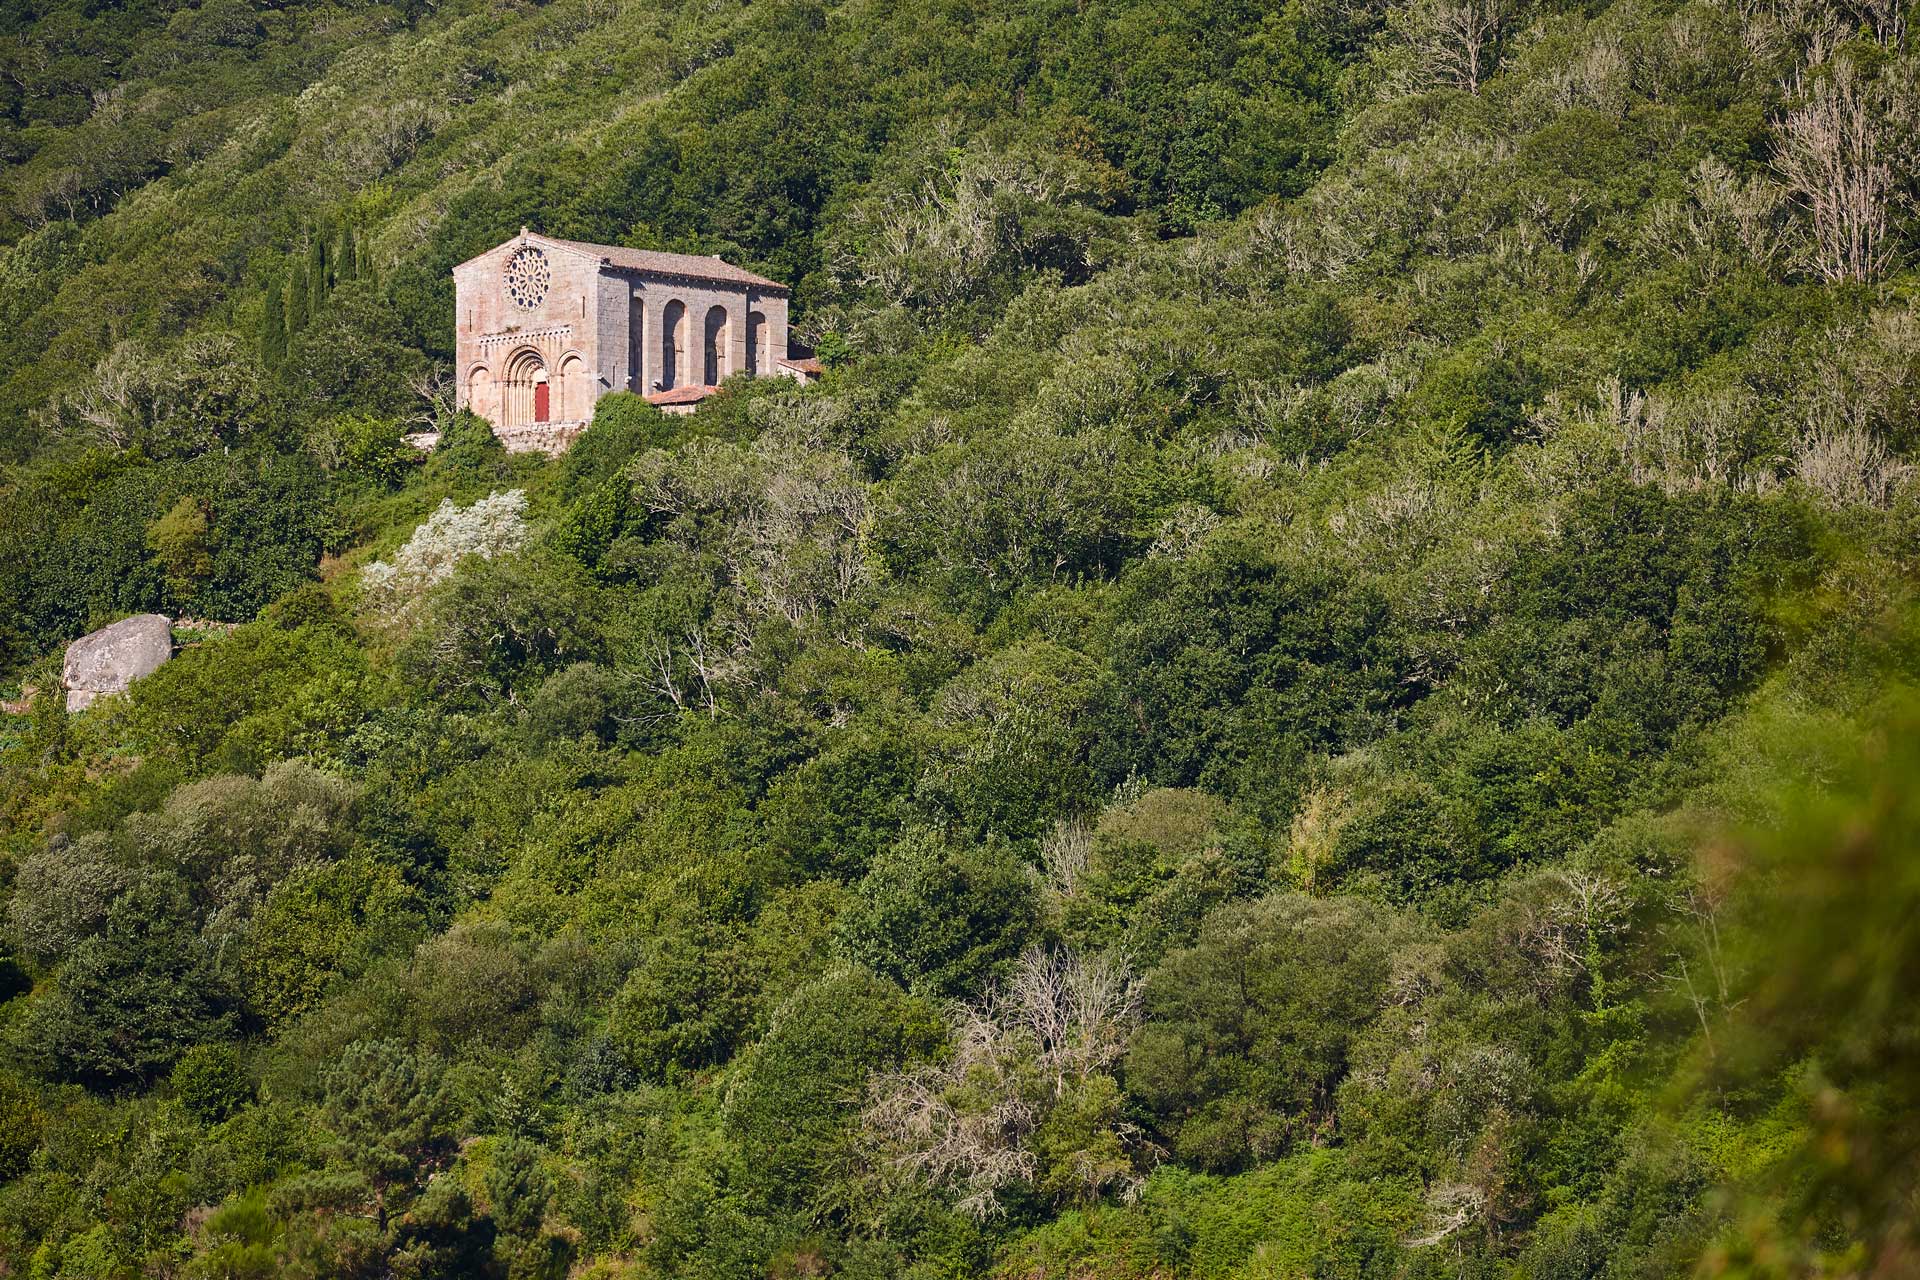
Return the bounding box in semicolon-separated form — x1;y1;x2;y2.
171;1041;253;1121
306;229;328;322
288;260;310;337
723;968;942;1212
609;918;758;1079
241;858;414;1027
262;276;288;368
338;224;359;283
23;874;235;1086
1126;893;1418;1171
0;1073;42;1181
321;1039;456;1227
838;827;1039;997
147;494;214;595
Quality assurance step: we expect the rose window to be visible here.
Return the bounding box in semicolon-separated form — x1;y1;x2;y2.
503;247;551;310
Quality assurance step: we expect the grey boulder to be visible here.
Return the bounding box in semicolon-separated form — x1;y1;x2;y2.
63;614;174;712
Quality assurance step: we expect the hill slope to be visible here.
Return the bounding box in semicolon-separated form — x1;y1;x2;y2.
1;0;1918;1275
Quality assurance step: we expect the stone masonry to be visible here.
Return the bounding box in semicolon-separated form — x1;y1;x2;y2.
452;230;804;453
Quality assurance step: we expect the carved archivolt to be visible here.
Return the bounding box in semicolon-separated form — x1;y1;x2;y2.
500;346;550;428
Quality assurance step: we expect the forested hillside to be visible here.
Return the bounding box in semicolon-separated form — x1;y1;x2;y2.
1;0;1918;1274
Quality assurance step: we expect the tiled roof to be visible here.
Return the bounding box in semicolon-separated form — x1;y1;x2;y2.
778;356;826;376
539;235;787;290
646;384;722;406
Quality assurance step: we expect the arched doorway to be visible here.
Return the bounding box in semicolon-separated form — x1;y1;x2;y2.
746;310;766;375
703;305;730;385
502;347;548;427
662;300;687;389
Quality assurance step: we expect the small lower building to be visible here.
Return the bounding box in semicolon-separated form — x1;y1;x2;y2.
452;229;806;451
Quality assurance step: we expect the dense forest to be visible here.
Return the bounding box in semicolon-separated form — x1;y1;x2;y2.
0;0;1917;1273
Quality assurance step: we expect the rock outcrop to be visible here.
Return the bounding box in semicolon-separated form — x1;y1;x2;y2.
62;614;174;712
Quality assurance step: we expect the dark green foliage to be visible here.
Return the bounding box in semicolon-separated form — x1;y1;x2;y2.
305;232;328;325
388;1179;501;1279
0;0;1916;1271
322;1040;455;1212
262;277;289;369
550;477;633;572
1127;894;1415;1170
424;409;512;490
926;641;1112;839
1109;541;1412;797
402;552;606;707
23;874;234;1086
1;450;329;650
314;414;422;488
838;827;1040;998
288;263;310;339
557;393;672;498
0;1074;41;1182
524;662;626;746
610;918;758;1079
338;225;360;285
722;968;943;1210
761;727;924;881
171;1042;253;1121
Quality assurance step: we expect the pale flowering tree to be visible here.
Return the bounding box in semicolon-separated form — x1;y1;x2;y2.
360;489;528;604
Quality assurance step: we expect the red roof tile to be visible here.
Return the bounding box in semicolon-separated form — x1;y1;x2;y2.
646;384;722;406
778;356;826;376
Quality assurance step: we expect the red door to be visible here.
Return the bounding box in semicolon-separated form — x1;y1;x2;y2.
534;380;550;422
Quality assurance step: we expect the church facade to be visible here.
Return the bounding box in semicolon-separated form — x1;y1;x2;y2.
453;229;803;452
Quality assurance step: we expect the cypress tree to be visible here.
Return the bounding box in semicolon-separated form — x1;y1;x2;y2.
288;260;310;336
261;277;288;368
338;225;358;282
306;231;328;321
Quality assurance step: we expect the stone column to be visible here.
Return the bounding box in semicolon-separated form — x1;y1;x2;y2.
640;292;661;393
727;294;749;381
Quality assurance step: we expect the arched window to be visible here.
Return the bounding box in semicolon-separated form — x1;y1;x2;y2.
746;310;766;375
662;300;687;389
502;348;547;427
703;305;731;385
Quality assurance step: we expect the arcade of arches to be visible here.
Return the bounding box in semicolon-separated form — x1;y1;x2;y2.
478;348;591;431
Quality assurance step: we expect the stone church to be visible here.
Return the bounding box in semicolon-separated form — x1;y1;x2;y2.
453;229;816;452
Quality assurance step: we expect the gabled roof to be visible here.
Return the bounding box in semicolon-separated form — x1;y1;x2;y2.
542;236;786;290
458;230;787;291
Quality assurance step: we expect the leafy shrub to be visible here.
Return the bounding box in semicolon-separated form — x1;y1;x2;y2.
171;1042;253;1121
838;827;1039;998
1127;894;1417;1171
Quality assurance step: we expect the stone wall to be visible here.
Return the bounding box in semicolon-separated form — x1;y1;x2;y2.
624;276;786;393
453;236;603;432
454;232;793;449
